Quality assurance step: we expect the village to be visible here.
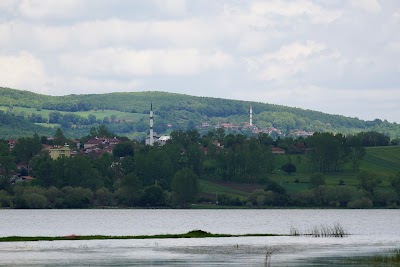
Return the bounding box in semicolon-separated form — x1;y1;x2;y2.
3;103;315;184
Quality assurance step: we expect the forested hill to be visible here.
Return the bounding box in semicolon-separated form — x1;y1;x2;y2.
1;87;400;138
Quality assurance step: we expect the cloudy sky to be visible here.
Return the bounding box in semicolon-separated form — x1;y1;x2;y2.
0;0;399;122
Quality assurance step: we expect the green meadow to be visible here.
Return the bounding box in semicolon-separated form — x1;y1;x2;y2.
200;146;400;198
0;106;146;122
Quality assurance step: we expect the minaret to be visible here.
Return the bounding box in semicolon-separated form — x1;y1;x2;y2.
250;104;253;126
150;103;154;146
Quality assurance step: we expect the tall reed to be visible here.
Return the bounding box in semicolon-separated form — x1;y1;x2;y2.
264;247;279;267
290;223;348;237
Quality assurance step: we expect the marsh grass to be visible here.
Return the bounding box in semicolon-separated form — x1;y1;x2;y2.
345;249;400;265
290;223;348;237
0;230;279;243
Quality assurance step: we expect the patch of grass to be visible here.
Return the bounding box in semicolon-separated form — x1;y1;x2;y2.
361;146;400;177
35;123;60;128
199;179;252;197
199;146;399;201
0;106;146;122
0;230;280;242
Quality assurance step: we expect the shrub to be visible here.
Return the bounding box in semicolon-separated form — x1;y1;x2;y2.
348;197;373;208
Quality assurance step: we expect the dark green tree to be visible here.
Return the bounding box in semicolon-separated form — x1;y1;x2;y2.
12;133;42;163
347;135;366;172
391;171;400;198
140;185;165;206
113;142;134;158
281;162;297;175
118;172;142;206
357;171;381;197
172;168;198;208
53;128;68;146
62;186;93;208
30;154;54;187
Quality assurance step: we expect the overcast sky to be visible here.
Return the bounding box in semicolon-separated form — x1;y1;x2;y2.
0;0;399;122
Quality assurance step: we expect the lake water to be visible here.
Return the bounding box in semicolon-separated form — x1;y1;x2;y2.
0;209;399;266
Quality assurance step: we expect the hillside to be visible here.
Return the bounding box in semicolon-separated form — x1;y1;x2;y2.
0;110;53;139
1;87;400;139
199;146;400;202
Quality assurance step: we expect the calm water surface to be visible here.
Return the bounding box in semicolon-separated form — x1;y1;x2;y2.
0;209;399;266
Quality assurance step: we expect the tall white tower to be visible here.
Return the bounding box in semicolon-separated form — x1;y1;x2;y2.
250;104;253;126
149;103;154;146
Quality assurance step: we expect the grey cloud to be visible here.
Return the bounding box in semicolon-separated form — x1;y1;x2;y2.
0;0;399;122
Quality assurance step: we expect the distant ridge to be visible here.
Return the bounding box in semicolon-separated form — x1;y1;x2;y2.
1;87;399;139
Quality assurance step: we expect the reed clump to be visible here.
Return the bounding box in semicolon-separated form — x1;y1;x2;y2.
290;223;348;237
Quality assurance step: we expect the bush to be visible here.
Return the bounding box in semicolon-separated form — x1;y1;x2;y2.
0;190;13;207
248;189;275;206
19;192;48;209
348;197;373;208
95;187;113;206
217;194;246;206
309;173;325;188
62;186;94;208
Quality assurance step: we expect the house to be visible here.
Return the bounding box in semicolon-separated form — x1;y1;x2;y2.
219;123;240;130
271;147;286;154
291;130;314;137
7;139;16;150
10;175;34;184
84;137;106;149
200;146;209;155
156;135;171;146
49;146;71;159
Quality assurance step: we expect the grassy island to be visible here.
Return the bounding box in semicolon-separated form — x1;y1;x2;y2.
0;230;280;242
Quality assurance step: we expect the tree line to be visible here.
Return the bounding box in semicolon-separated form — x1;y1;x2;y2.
1;127;399;209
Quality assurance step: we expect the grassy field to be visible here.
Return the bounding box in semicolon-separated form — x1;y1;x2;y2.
361;146;400;177
199;179;253;197
200;146;400;197
0;106;146;122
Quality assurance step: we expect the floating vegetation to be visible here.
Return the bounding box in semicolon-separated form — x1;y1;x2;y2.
0;230;280;243
290;223;348;237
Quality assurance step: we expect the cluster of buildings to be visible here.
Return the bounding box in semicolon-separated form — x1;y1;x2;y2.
45;136;124;159
8;104;315;162
197;104;314;138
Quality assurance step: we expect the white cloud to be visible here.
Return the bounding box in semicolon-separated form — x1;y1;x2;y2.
250;0;342;23
153;0;187;15
350;0;381;13
49;76;143;96
386;41;400;52
0;0;17;11
0;18;223;51
0;51;48;93
59;48;234;77
17;0;82;19
245;41;328;80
